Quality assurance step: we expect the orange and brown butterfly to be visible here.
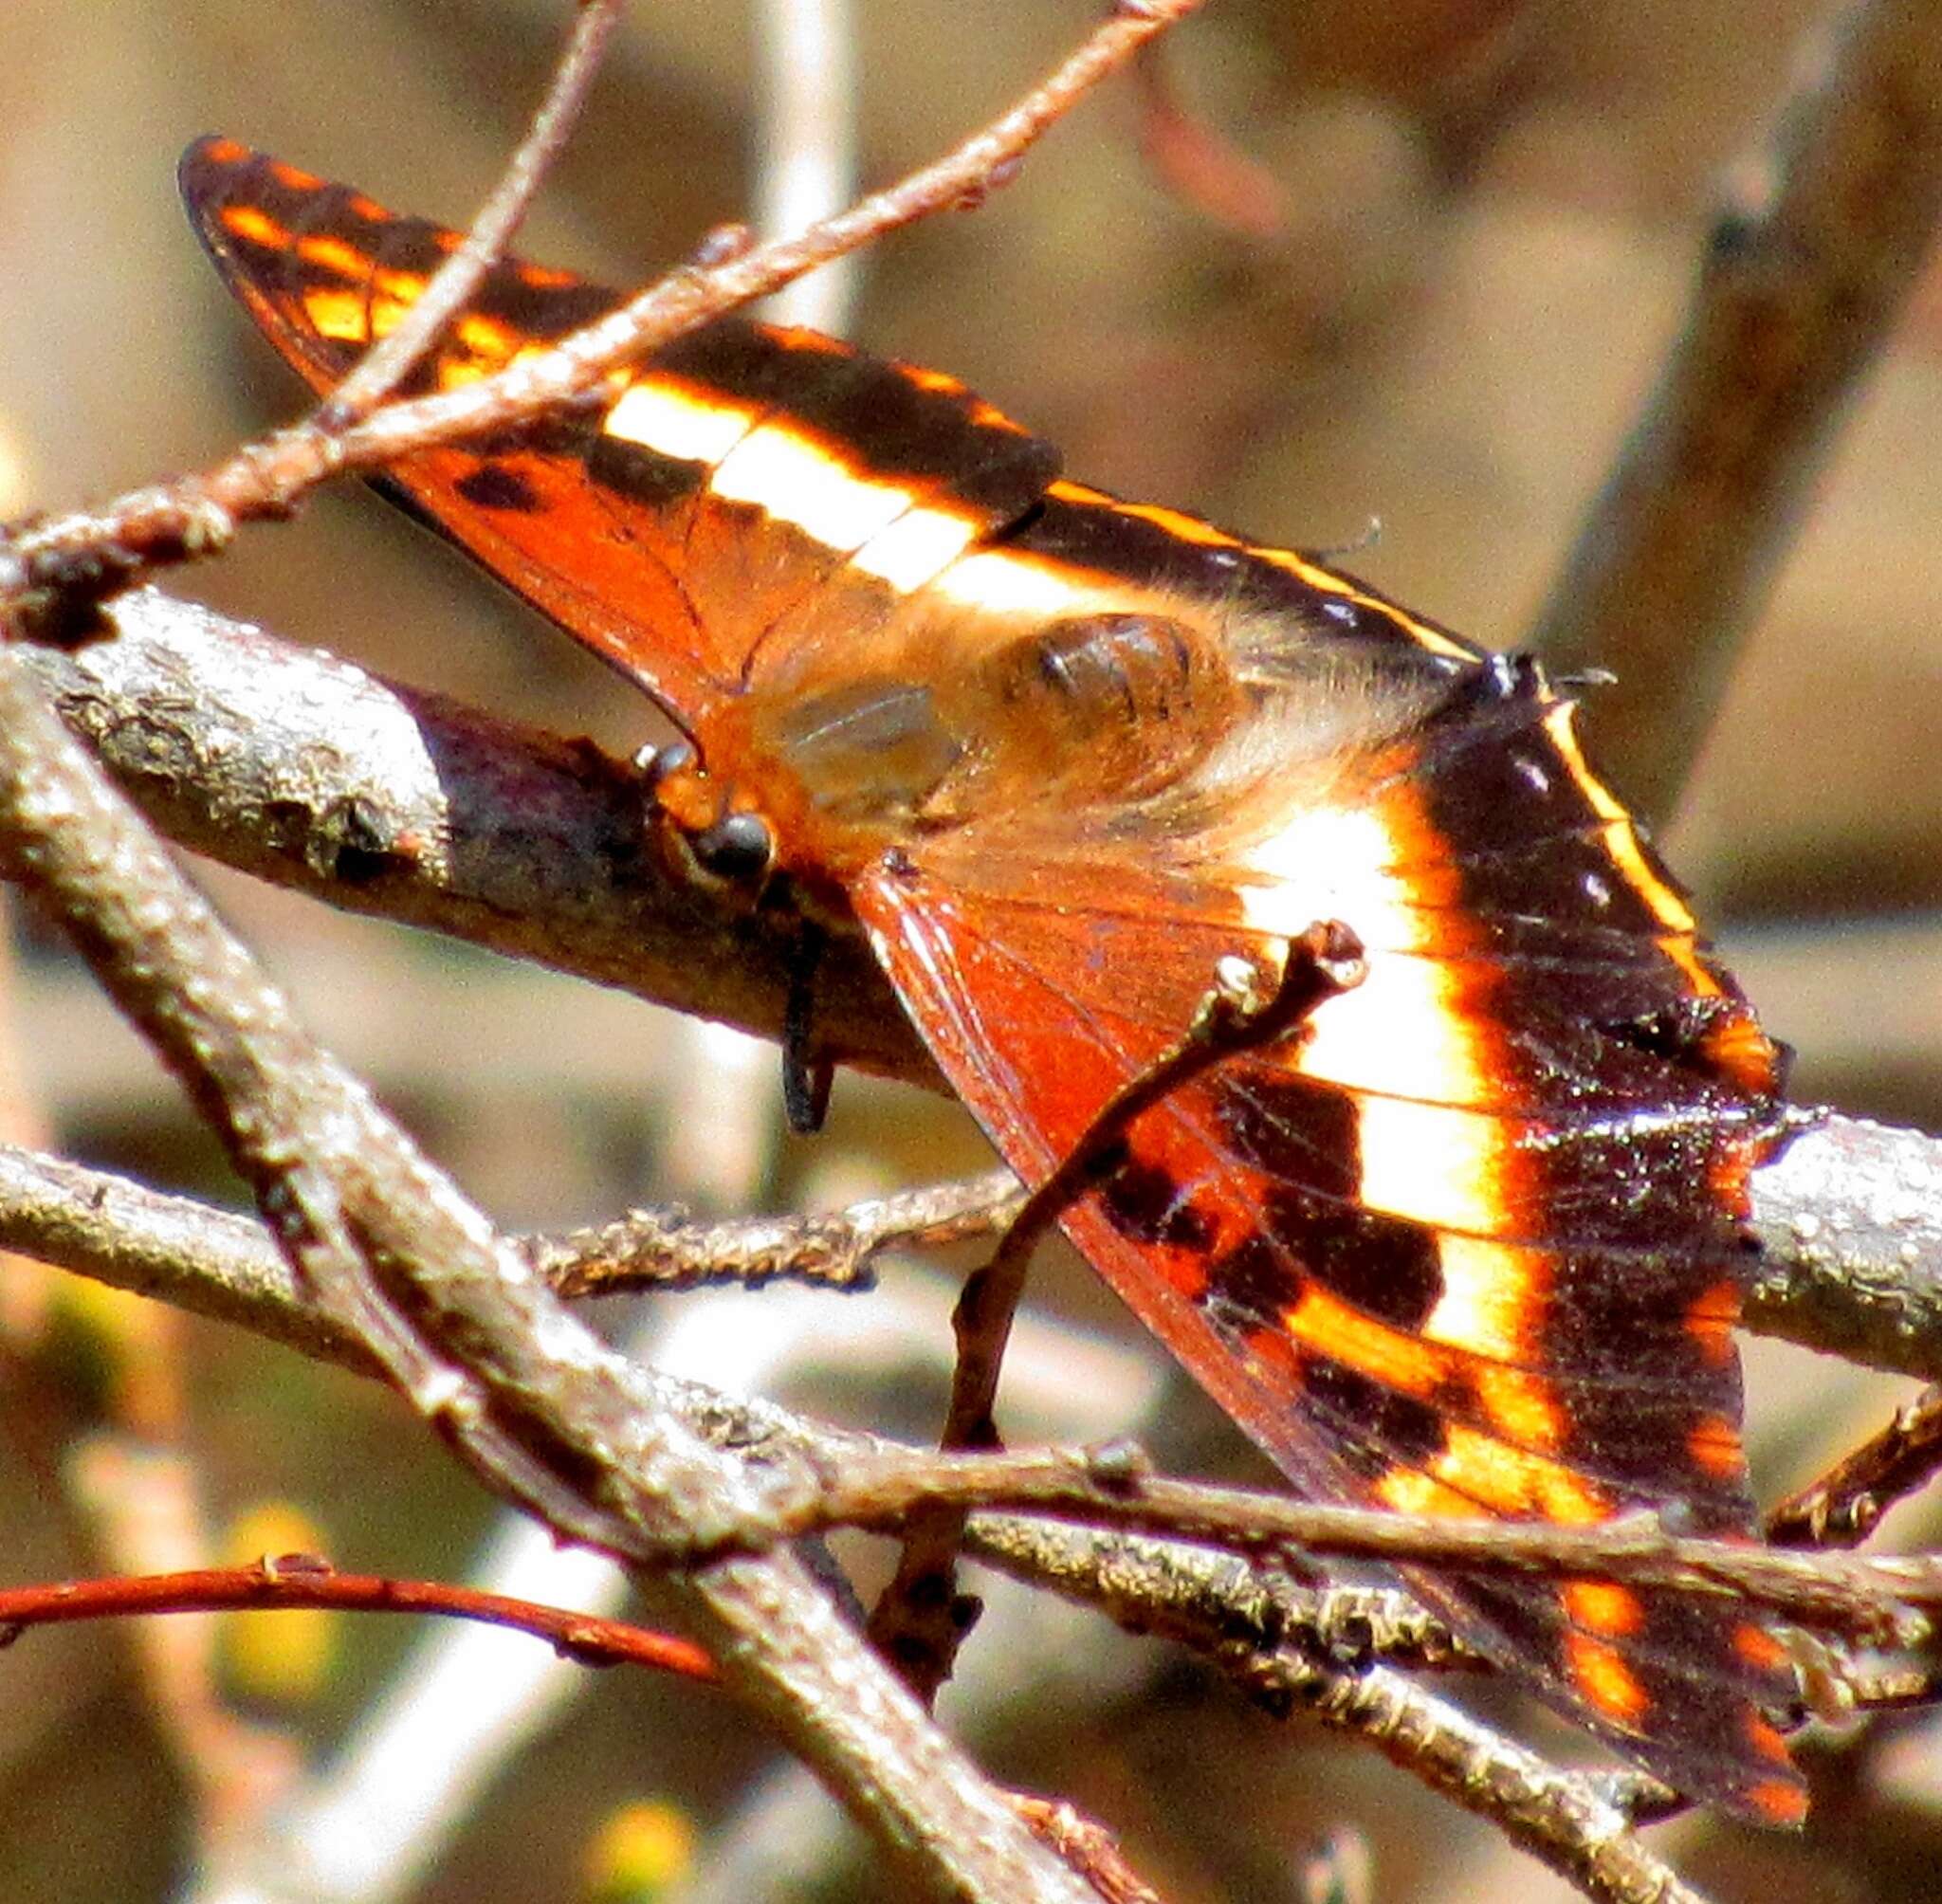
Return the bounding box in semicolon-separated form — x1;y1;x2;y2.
179;136;1805;1823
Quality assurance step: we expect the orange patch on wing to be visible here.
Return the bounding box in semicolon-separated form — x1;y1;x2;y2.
1545;707;1709;960
1107;498;1243;548
1373;1466;1483;1520
1684;1279;1739;1368
268;158;324;192
968;398;1030;434
1471;1364;1566;1452
1749;1780;1810;1827
1745;1711;1795;1766
296;233;369;280
1732;1621;1792;1674
301;288;372;344
374;266;428;304
200;136;249;165
1688;1413;1745;1479
454;312;519;361
1566;1631;1650;1725
1284;1287;1444;1399
1562;1578;1644;1638
1699;1007;1781;1096
1434;1424;1609;1524
220;204;289;250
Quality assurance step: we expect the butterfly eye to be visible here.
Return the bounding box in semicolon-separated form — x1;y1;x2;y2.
690;810;775;883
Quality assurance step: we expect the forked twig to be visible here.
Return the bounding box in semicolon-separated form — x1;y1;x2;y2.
2;0;1209;632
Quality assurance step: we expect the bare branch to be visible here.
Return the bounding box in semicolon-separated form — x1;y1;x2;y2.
319;0;624;426
0;1559;718;1684
2;0;1206;627
1528;0;1942;818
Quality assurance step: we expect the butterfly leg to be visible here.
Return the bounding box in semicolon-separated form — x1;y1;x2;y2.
782;919;834;1135
866;921;1365;1700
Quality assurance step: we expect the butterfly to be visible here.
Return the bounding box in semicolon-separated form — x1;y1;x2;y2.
179;136;1805;1823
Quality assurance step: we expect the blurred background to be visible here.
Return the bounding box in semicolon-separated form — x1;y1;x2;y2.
1;1;1938;1898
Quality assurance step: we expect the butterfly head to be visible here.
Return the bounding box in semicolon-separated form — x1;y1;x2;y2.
642;739;779;896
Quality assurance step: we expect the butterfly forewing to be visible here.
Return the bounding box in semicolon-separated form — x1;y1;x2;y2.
180;137;1804;1823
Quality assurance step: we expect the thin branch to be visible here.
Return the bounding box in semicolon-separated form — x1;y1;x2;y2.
1527;0;1942;818
2;0;1206;626
1768;1380;1942;1549
318;0;624;426
973;1518;1707;1904
0;1143;1016;1362
0;1559;718;1683
532;1167;1019;1296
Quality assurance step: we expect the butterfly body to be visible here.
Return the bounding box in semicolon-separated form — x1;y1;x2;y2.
180;137;1805;1823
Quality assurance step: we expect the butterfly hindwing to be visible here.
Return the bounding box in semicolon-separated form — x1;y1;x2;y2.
850;655;1800;1818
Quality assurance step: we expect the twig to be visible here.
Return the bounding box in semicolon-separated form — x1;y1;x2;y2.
317;0;624;426
1527;0;1942;818
798;1446;1940;1639
531;1167;1019;1295
868;924;1362;1697
0;1558;718;1682
0;1142;1016;1359
753;0;860;334
1134;40;1285;237
1768;1381;1942;1549
1;0;1207;628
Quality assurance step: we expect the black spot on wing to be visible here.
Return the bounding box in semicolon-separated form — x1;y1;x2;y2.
1218;1070;1359;1199
1210;1072;1446;1328
1097;1149;1218;1252
453;463;541;512
1199;1228;1308;1340
1301;1357;1447;1477
584;431;711;512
